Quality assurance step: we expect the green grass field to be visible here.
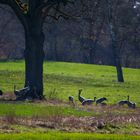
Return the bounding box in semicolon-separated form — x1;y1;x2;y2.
0;133;139;140
0;61;140;104
0;103;95;117
0;61;140;139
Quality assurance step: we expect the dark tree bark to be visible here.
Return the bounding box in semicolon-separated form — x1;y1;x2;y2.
112;44;124;82
24;24;45;98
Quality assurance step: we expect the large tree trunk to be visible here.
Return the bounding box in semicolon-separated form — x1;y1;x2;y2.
24;21;45;99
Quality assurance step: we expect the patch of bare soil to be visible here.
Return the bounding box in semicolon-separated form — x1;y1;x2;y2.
0;92;16;101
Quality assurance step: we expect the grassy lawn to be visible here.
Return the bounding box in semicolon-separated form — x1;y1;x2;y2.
0;133;139;140
0;61;140;105
0;103;95;117
0;61;140;136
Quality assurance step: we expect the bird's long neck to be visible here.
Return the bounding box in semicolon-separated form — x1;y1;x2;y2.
127;95;130;101
78;91;81;97
94;97;96;101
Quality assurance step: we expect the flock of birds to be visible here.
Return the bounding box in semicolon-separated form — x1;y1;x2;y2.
69;89;136;109
0;88;137;109
0;85;32;100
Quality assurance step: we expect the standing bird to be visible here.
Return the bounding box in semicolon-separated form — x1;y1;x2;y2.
14;85;30;97
96;97;107;105
78;89;86;103
118;100;128;106
68;96;75;106
127;101;136;109
0;90;3;96
82;97;96;106
118;95;136;109
126;95;136;109
118;95;130;106
14;85;20;96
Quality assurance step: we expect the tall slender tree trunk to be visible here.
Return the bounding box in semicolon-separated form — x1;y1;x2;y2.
109;23;124;82
112;43;124;82
107;0;124;82
24;20;45;99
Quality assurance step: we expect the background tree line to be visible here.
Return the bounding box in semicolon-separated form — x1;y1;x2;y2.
0;0;140;68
